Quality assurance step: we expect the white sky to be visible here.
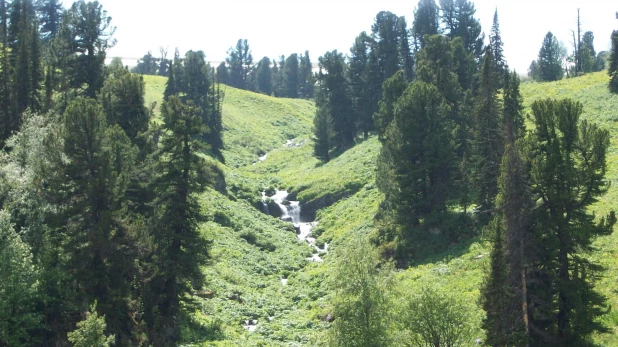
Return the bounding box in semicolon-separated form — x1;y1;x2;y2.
63;0;617;73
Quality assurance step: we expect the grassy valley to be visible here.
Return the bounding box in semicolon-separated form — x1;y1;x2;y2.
142;71;618;346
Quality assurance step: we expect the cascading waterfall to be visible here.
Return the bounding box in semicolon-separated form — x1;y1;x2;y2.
268;190;328;262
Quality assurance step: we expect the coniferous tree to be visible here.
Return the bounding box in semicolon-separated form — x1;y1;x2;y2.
36;0;63;43
283;53;299;98
537;32;564;82
0;0;9;145
375;78;455;260
412;0;440;50
49;97;138;343
313;81;334;162
315;50;354;150
397;16;414;81
608;30;618;93
440;0;484;62
216;61;228;85
372;11;401;83
525;99;615;345
58;0;115;98
489;9;506;86
502;70;525;140
144;96;211;345
348;32;375;138
226;39;252;90
99;68;149;140
256;56;273;95
298;50;314;98
472;48;503;214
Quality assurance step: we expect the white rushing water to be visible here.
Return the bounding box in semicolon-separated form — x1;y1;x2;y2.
268;190;328;262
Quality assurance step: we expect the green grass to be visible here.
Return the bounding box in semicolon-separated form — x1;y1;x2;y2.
144;71;618;346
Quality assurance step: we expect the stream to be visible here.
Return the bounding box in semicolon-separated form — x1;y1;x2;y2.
265;190;328;262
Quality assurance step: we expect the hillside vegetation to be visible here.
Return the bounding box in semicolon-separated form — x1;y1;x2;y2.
143;71;618;346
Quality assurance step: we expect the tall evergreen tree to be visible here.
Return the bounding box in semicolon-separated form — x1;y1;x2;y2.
313;81;334;162
440;0;484;61
608;30;618;93
0;0;9;145
226;39;252;90
397;16;414;80
49;97;138;343
216;61;228;85
375;78;455;260
526;98;615;345
298;50;314;98
489;9;506;86
256;56;273;95
502;70;525;140
472;48;503;214
315;50;354;150
59;0;115;98
412;0;440;50
36;0;63;43
144;96;211;345
283;53;298;98
348;32;377;138
99;68;149;140
537;32;564;82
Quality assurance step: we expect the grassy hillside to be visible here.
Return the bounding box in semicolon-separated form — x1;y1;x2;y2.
144;71;618;346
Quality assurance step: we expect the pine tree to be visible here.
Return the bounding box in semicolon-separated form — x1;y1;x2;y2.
316;50;354;150
439;0;484;62
61;0;115;98
608;30;618;93
489;9;506;86
226;39;252;90
99;68;149;140
50;97;138;343
412;0;440;50
375;79;455;259
216;61;228;85
526;98;615;345
145;96;211;345
36;0;63;43
283;53;298;98
0;0;10;145
256;56;273;95
348;32;374;138
313;83;334;162
397;16;414;81
537;32;564;82
298;50;314;98
472;48;503;214
502;70;525;141
371;11;401;82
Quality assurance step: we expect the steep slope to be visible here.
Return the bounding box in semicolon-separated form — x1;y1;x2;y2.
145;72;618;346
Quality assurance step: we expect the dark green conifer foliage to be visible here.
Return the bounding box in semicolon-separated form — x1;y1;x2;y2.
256;56;273;95
397;16;414;81
373;70;407;141
313;83;334;162
145;96;210;345
0;0;9;145
315;50;354;150
412;0;439;50
99;68;149;140
372;11;401;82
226;39;252;90
537;32;564;82
502;70;525;140
36;0;63;42
526;99;615;345
164;55;178;100
440;0;484;61
608;31;618;93
52;97;138;343
416;35;462;107
472;48;503;214
216;61;228;85
298;51;314;98
375;80;455;260
283;53;299;98
348;32;375;138
489;9;506;86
